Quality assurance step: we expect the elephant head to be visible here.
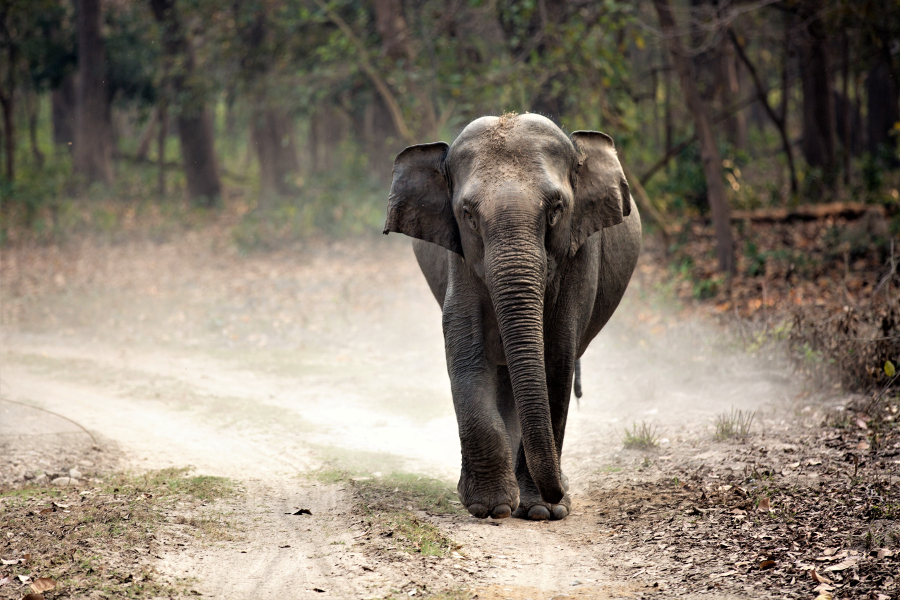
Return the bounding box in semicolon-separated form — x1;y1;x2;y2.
383;113;631;505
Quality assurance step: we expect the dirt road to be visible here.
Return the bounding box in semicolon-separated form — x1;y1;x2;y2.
1;232;807;599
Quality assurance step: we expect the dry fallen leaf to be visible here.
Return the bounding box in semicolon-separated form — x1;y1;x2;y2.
0;576;10;587
757;497;771;511
759;560;776;570
17;575;31;583
30;578;56;593
823;547;837;556
857;418;868;430
813;592;833;600
825;557;859;571
810;570;832;584
857;441;870;450
0;559;19;565
22;594;45;600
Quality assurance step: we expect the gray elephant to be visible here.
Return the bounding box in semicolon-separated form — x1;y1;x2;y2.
383;113;641;520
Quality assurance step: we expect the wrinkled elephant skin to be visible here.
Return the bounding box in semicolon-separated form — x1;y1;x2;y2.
383;114;642;520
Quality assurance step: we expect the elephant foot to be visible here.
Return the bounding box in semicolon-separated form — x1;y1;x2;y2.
513;470;571;521
512;493;570;520
458;470;519;520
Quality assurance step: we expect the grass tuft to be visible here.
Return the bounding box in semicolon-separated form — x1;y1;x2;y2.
622;421;660;450
714;408;755;441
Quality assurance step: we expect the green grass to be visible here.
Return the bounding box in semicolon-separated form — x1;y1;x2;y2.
311;469;463;557
622;421;660;450
714;408;755;441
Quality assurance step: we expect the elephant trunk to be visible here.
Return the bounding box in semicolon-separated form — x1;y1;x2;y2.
485;237;564;505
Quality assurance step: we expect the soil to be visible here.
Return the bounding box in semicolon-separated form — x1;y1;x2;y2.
2;227;898;599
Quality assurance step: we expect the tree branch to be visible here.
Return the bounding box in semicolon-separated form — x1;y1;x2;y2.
310;0;417;145
727;27;798;194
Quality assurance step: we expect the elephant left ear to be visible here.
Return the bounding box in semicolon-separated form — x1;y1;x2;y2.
569;131;632;257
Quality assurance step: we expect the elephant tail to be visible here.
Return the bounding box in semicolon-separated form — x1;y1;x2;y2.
573;359;583;406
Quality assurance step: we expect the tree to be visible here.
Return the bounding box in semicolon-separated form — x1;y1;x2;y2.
150;0;221;207
797;5;837;183
654;0;735;274
234;1;299;205
74;0;114;185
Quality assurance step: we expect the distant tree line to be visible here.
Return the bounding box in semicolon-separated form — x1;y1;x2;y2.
1;0;898;268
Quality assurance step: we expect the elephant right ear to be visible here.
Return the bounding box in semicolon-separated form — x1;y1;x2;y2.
383;142;462;255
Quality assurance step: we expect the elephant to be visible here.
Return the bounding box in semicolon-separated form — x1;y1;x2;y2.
383;113;641;520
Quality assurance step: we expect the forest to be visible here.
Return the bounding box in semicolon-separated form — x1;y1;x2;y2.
3;0;898;386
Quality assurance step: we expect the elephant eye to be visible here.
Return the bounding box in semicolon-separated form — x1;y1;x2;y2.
463;208;477;231
548;202;564;227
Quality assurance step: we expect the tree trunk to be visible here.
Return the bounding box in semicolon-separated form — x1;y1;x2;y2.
251;106;298;206
157;100;168;196
798;10;836;182
653;0;735;274
373;0;436;138
52;73;76;148
150;0;221;207
866;44;899;165
74;0;114;186
721;41;747;150
0;43;14;181
26;90;44;169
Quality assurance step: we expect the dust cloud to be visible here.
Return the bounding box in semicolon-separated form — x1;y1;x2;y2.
1;231;798;486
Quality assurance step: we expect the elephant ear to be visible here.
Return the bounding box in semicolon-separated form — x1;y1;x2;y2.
569;131;632;257
383;142;462;255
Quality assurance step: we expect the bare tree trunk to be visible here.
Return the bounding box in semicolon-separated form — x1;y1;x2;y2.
157;100;168;196
0;43;14;181
135;109;158;160
842;34;851;186
26;90;44;169
654;0;735;274
373;0;436;137
798;9;836;183
233;2;300;205
52;73;76;148
74;0;114;186
721;41;747;150
251;106;298;206
150;0;221;207
866;36;899;166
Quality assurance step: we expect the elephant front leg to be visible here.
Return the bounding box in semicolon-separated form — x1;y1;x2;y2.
511;356;575;521
445;314;519;520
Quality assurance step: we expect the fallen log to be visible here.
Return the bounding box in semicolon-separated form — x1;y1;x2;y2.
731;202;886;222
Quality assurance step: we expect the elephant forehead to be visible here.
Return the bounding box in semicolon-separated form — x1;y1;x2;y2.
450;118;573;193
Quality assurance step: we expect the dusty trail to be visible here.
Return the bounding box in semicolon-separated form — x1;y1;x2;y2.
1;233;797;599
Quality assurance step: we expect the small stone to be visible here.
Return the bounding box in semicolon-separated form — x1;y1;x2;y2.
34;474;48;485
69;468;82;479
570;580;582;586
23;471;36;481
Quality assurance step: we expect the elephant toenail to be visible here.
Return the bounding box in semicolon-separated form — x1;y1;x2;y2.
527;505;550;520
468;503;490;519
551;505;568;520
490;504;511;519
